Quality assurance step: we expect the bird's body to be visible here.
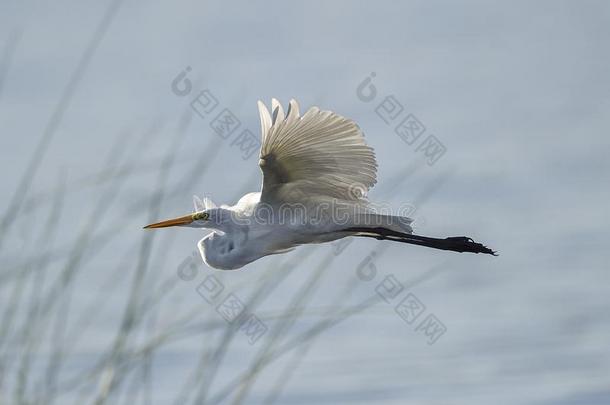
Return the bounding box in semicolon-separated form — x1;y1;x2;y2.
192;191;415;269
145;99;495;269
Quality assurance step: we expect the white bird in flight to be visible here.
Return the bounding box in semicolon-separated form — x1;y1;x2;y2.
144;99;496;269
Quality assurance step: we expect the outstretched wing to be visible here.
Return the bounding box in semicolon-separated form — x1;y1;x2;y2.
257;99;377;204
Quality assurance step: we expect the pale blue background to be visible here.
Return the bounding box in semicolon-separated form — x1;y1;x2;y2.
1;1;609;404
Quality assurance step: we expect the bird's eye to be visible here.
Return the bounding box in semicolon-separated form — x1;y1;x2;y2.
192;212;208;221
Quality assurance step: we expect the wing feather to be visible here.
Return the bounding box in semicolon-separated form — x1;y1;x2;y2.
257;99;378;204
257;101;272;143
271;98;284;124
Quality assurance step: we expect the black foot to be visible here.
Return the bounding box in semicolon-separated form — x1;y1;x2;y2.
445;236;497;255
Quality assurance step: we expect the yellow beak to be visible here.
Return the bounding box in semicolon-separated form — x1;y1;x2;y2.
143;213;194;229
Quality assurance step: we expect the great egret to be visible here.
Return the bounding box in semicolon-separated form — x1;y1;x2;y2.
144;99;496;269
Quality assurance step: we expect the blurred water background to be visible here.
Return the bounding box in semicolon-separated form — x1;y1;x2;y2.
1;1;609;404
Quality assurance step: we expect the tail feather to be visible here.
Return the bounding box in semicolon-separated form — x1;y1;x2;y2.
351;213;413;234
344;226;497;255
